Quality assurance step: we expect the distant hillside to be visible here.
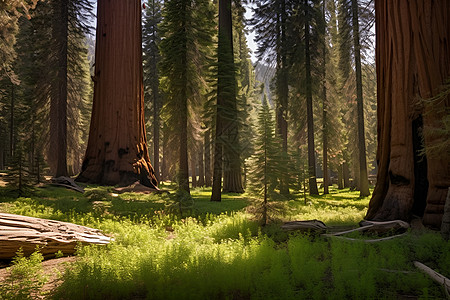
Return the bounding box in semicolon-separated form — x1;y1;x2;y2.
254;62;275;106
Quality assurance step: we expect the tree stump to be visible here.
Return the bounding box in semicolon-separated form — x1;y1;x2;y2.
0;213;111;259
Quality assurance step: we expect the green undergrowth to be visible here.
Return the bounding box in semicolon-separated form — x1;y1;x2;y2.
0;184;449;299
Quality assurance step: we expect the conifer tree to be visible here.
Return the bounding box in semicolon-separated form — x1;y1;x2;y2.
211;0;243;201
248;96;285;225
143;0;163;182
77;0;158;188
160;0;215;193
350;0;369;197
251;0;293;195
304;0;319;195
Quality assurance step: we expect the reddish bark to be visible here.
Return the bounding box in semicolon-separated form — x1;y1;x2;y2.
77;0;157;188
366;0;449;228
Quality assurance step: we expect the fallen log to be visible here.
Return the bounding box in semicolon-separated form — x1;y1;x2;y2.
112;181;168;194
281;220;327;233
50;176;85;193
358;220;410;235
0;213;111;259
414;261;450;298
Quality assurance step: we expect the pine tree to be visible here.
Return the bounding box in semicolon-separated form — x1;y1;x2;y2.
251;0;293;195
248;96;285;225
160;0;215;193
143;0;163;182
304;0;320;195
350;0;370;197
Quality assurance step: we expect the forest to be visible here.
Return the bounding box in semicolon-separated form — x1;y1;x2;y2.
0;0;449;299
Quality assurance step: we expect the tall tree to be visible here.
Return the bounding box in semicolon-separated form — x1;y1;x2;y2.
321;0;329;194
143;0;163;182
304;0;319;195
366;0;450;228
251;0;292;195
248;96;284;225
350;0;369;197
50;0;68;177
77;0;158;188
160;0;214;193
211;0;243;201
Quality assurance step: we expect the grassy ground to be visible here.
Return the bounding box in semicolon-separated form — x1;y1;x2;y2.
0;183;449;299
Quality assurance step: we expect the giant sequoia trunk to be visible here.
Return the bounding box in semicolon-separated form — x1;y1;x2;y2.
366;0;449;228
77;0;157;188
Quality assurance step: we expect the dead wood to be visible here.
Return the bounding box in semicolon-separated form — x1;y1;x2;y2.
414;261;450;298
359;219;410;235
281;220;327;233
112;181;167;194
50;176;84;193
0;213;111;259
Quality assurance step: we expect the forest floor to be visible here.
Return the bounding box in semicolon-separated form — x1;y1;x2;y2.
0;181;448;299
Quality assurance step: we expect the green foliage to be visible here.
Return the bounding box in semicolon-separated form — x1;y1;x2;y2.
159;0;215;189
247;97;289;224
4;145;33;197
164;188;194;216
84;187;112;202
0;186;448;299
0;249;47;299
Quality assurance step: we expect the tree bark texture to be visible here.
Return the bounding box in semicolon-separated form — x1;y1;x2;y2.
204;129;212;186
351;0;370;197
198;142;205;187
305;0;319;195
212;0;243;200
77;0;157;188
152;78;160;182
10;83;14;159
366;0;450;228
52;0;68;178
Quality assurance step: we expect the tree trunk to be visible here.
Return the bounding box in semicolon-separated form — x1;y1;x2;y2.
322;0;329;195
204;129;212;187
77;0;158;189
343;161;350;188
220;0;243;194
152;85;160;182
198;141;205;187
161;124;168;181
351;0;370;197
338;164;344;189
305;0;319;195
52;0;68;178
10;83;14;160
366;0;449;228
212;0;243;200
276;0;289;195
191;154;197;188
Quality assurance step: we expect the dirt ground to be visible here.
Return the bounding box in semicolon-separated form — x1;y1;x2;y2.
0;256;77;298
